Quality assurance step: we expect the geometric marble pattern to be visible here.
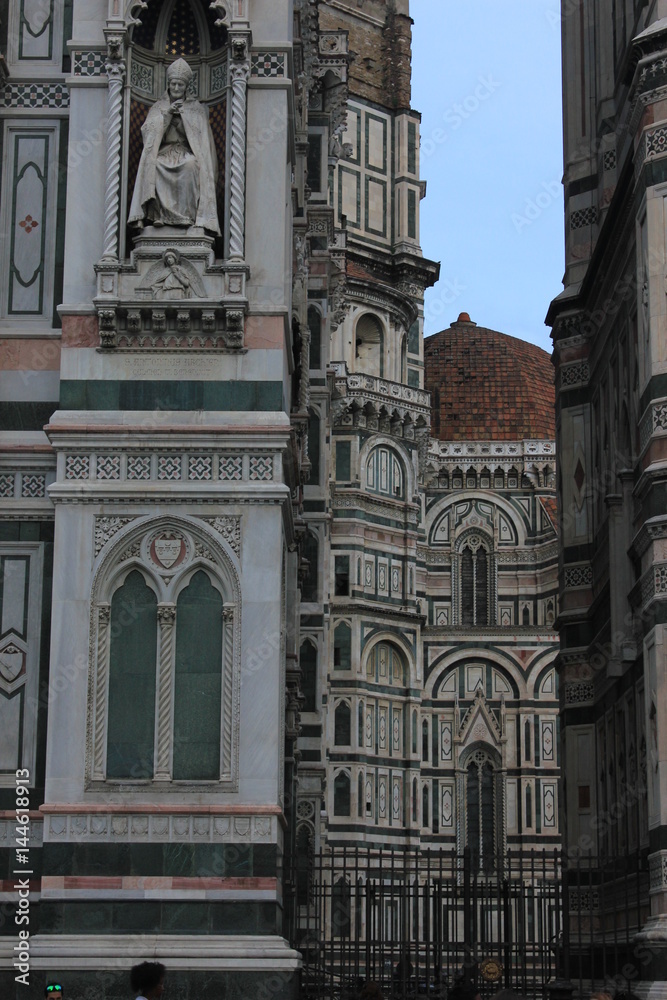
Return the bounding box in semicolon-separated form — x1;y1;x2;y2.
2;83;70;108
61;453;277;483
72;50;105;76
251;53;286;78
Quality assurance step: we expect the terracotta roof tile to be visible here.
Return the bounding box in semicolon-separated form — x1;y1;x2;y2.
424;319;555;442
540;496;559;532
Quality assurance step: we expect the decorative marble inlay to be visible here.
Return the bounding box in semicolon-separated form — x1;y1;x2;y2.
157;455;182;481
21;474;46;498
560;361;590;388
65;454;90;480
211;59;228;93
96;455;121;480
248;455;273;481
603;149;616;171
219;456;243;480
570;206;597;230
251;52;286;78
564;681;594;704
188;455;213;481
569;888;600;910
130;60;154;93
564;564;593;589
0;474;14;497
127;455;151;480
646;125;667;159
73;50;105;76
2;83;69;108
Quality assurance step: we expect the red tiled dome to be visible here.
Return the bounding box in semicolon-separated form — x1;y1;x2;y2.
424;317;555;442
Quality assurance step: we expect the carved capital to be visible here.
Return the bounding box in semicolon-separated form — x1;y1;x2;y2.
157;605;176;627
98;604;111;625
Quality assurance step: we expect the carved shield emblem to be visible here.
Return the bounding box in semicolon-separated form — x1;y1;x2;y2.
153;534;183;569
0;643;25;683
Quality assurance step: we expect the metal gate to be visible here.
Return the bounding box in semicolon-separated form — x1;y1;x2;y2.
285;847;648;1000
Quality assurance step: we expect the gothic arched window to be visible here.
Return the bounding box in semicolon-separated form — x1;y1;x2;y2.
333;771;351;816
334;702;351;746
106;571;158;779
366;446;404;499
172;570;223;779
300;640;317;713
354;313;383;376
90;520;240;789
458;533;493;626
464;748;499;873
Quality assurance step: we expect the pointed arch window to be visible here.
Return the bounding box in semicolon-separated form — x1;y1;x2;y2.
456;532;494;626
366;446;404;499
464;748;499;873
90;522;240;789
106;571;158;779
333;771;351;816
173;571;223;780
334;702;351;746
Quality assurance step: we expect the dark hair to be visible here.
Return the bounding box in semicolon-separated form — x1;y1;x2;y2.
130;962;166;993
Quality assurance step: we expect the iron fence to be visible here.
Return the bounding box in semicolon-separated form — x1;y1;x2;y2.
284;847;649;1000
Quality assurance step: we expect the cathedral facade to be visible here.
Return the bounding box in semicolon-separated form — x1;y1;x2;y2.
548;0;667;993
0;1;560;996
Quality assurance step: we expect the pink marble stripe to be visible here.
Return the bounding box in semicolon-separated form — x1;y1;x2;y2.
40;876;277;891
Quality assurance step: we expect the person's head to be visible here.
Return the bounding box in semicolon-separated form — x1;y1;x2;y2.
45;985;63;1000
130;962;166;999
166;58;192;100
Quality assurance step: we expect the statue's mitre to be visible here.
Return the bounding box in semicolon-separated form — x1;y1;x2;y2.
167;58;193;83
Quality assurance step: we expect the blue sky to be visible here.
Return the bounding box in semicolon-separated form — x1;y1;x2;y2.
411;1;564;353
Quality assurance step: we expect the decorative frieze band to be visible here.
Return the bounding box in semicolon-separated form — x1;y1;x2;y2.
44;811;276;844
0;819;43;847
431;440;555;458
563;681;594;704
559;361;590;388
640;399;667;451
649;851;667;893
564;563;593;589
570;206;597;230
0;470;54;499
646;124;667;160
569;888;600;911
64;452;276;484
1;82;69;109
640;562;667;607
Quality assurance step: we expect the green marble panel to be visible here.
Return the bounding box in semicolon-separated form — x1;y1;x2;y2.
173;571;222;780
106;571;157;779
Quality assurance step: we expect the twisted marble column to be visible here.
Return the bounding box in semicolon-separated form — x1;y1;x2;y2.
221;605;235;775
229;53;250;259
155;605;176;779
92;604;111;780
101;50;125;261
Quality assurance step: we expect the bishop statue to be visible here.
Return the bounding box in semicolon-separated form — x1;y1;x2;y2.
128;58;220;234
